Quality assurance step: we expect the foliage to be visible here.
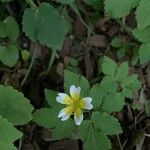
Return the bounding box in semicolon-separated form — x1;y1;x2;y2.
0;45;19;67
0;0;147;149
0;85;33;149
138;43;150;64
0;85;34;125
0;16;19;67
22;3;67;49
33;56;141;149
104;0;139;18
135;0;150;29
105;0;150;64
0;115;22;150
0;16;19;40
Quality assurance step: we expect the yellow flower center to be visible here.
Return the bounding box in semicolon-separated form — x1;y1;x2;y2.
64;93;84;115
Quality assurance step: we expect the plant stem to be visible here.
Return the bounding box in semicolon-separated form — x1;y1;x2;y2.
38;48;57;77
46;48;57;73
80;18;95;35
5;4;16;18
117;134;123;150
21;44;37;86
115;19;134;39
26;0;37;8
70;3;95;35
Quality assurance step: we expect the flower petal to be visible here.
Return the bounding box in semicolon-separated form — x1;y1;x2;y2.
81;97;93;110
70;85;81;100
74;109;83;125
56;93;73;104
58;106;73;119
58;109;66;118
61;114;70;121
82;97;92;103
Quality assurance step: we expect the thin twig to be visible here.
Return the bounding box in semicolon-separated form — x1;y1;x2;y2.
70;3;95;35
21;43;37;86
117;134;123;150
115;19;134;39
46;48;57;73
144;134;150;137
38;48;57;77
5;4;16;18
18;137;22;150
26;0;37;8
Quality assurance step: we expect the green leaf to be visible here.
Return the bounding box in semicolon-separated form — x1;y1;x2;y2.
0;141;16;150
133;26;150;43
22;3;66;49
111;38;123;48
102;56;117;76
104;0;139;18
61;9;71;34
79;120;111;150
91;112;122;135
116;62;129;82
121;75;141;98
0;85;34;125
121;87;133;98
100;76;117;93
44;89;62;111
0;45;19;67
3;16;19;40
0;22;7;37
102;93;125;113
138;43;150;64
52;118;75;140
0;115;22;143
117;47;126;58
64;70;90;97
0;16;19;40
57;0;75;4
121;74;141;88
33;108;59;128
89;84;106;108
136;0;150;29
33;108;75;139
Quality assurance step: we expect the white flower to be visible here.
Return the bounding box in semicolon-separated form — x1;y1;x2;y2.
56;85;93;125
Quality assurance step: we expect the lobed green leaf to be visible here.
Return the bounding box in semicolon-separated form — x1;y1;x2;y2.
133;26;150;43
0;141;16;150
102;93;125;113
79;120;111;150
91;112;122;135
138;43;150;64
104;0;140;18
64;70;90;97
44;89;62;111
0;85;34;125
89;84;106;108
102;56;117;76
22;3;66;49
115;62;129;82
33;108;59;128
136;0;150;29
0;115;22;143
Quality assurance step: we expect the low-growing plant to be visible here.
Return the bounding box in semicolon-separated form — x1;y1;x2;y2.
0;85;34;149
33;56;141;150
104;0;150;64
0;0;149;149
